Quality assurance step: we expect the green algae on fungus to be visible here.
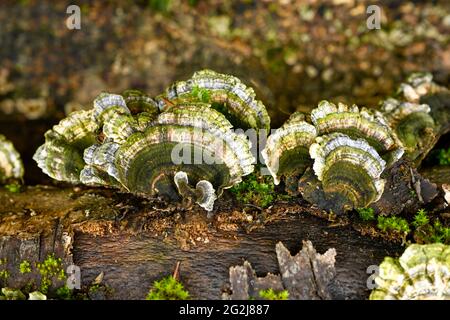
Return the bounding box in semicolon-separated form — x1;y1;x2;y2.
0;134;24;184
34;71;266;211
36;254;66;294
370;243;450;300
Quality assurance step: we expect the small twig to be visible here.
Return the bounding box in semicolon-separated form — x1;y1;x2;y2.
244;203;263;211
172;261;181;281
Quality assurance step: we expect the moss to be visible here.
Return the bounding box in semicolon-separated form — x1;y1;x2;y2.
146;275;190;300
5;183;22;193
230;171;290;208
430;220;450;244
56;285;73;300
191;85;211;103
0;270;9;282
357;207;375;221
1;288;26;300
410;209;449;244
437;147;450;165
36;254;66;294
19;260;32;274
412;209;429;228
377;216;410;234
258;288;289;300
88;284;101;295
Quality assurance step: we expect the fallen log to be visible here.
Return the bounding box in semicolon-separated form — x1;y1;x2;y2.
0;185;402;299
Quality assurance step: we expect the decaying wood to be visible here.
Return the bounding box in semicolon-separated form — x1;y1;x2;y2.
0;186;402;299
224;241;337;300
370;159;438;216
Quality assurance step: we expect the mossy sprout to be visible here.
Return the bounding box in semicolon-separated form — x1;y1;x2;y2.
377;216;410;234
412;209;429;228
146;275;190;300
5;183;21;193
0;258;9;286
431;220;450;244
437;147;450;165
191;85;211;103
258;288;289;300
356;207;375;221
19;260;32;274
230;171;290;208
55;285;73;300
36;254;66;294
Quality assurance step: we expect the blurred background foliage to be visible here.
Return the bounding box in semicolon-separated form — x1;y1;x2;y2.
0;0;449;182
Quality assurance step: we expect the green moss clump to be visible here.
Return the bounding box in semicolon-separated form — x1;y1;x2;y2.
377;216;410;234
36;254;66;294
56;285;73;300
0;258;9;286
191;85;211;103
0;270;9;282
412;209;429;228
230;172;288;208
5;183;21;193
146;276;190;300
437;147;450;165
258;288;289;300
357;207;375;221
19;260;32;274
430;220;450;244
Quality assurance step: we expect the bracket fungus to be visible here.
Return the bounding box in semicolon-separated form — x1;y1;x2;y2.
261;112;316;193
370;243;450;300
262;100;404;214
381;98;435;162
0;134;24;184
156;69;271;133
34;71;264;211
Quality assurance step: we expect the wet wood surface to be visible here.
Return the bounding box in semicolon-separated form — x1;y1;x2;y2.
73;215;401;300
0;186;402;300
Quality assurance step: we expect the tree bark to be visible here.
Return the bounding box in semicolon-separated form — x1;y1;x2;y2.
0;186;402;299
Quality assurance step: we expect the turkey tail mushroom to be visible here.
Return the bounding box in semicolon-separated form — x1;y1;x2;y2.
370;243;450;300
264;101;403;214
33;110;99;183
34;88;257;211
308;133;387;213
174;171;217;212
381;98;435;163
261;112;316;194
